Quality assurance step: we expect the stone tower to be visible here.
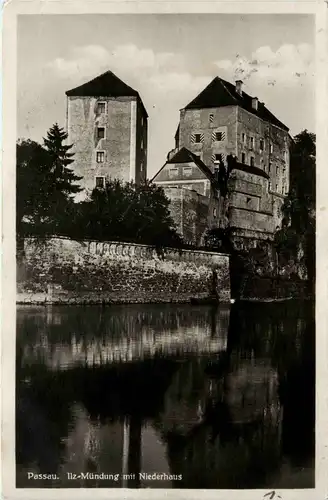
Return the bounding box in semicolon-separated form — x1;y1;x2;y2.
66;70;148;196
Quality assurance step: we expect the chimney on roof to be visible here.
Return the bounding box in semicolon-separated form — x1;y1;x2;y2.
252;97;259;111
235;80;243;96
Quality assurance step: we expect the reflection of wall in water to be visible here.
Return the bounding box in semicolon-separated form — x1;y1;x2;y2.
18;306;230;369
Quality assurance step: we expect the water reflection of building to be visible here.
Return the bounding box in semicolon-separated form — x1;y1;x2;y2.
16;301;315;489
19;305;230;370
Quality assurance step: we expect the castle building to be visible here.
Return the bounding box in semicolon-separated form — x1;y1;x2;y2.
152;77;291;248
66;70;148;196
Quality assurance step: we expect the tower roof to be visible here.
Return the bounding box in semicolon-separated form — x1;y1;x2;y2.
184;76;288;131
66;70;148;116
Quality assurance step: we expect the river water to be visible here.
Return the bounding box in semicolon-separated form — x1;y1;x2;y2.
16;301;315;489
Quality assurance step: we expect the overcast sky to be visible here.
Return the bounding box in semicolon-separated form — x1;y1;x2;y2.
17;14;315;177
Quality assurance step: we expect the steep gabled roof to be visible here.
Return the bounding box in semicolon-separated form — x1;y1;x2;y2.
184;76;288;131
151;147;214;183
167;147;214;181
66;70;148;116
152;147;270;185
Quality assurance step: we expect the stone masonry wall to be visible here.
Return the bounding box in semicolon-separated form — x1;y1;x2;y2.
162;187;210;246
17;237;230;304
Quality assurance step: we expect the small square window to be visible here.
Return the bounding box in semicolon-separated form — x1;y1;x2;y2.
250;156;255;167
209;114;214;123
97;127;105;140
194;133;202;143
215;132;223;141
96;151;105;163
214;154;223;164
95;176;105;188
97;102;106;114
183;167;192;175
169;168;178;177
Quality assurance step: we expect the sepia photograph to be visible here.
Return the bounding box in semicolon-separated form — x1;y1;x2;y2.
8;8;318;495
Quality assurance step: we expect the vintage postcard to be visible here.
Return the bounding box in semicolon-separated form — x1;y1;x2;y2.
1;1;327;499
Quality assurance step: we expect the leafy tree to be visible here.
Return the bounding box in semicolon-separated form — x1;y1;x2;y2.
17;139;54;234
74;179;183;247
274;130;315;292
17;124;82;236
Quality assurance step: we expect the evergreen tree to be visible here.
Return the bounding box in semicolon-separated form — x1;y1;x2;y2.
43;123;82;196
17;123;82;236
